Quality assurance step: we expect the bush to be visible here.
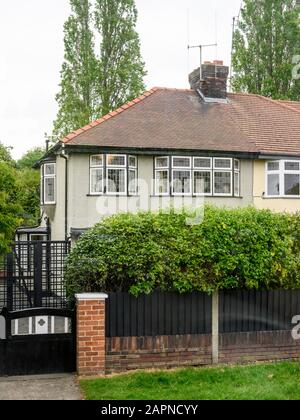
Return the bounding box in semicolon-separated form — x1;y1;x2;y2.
65;206;300;296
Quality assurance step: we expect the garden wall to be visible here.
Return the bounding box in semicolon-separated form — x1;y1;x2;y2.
76;291;300;376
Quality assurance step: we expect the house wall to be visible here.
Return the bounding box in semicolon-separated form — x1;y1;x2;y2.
253;160;300;213
42;155;66;241
45;154;254;241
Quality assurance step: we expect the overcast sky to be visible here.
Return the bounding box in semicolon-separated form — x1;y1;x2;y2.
0;0;242;159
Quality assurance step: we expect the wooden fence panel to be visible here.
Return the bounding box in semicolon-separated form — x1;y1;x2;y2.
219;290;300;333
106;292;212;338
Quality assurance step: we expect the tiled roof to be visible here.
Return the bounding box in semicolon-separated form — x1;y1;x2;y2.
62;88;300;157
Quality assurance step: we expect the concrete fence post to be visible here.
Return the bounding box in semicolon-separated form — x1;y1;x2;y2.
76;293;108;377
212;291;219;364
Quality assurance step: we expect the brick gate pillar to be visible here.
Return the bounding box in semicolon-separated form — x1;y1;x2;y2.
76;293;108;377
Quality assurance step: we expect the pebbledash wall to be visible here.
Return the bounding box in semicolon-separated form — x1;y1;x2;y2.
76;291;300;376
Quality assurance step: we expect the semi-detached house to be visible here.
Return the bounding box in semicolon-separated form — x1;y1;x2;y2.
17;61;300;242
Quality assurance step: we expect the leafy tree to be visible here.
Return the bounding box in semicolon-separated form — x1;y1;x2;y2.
0;142;13;163
0;163;22;254
232;0;300;99
17;169;41;226
53;0;98;140
17;147;45;170
95;0;146;115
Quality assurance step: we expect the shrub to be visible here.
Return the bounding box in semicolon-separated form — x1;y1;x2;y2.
65;206;300;296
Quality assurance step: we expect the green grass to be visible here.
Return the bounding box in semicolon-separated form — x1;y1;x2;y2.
80;361;300;400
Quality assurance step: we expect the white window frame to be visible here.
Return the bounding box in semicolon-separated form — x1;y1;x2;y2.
90;155;104;196
213;170;233;197
193;157;212;169
155;169;170;196
128;155;138;196
265;160;300;198
43;163;56;205
213;158;233;196
106;154;127;196
154;157;170;196
171;156;192;196
193;170;213;196
234;159;240;197
172;169;192;196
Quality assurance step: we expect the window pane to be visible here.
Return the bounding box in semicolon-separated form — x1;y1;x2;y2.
234;172;240;196
172;157;191;168
194;158;212;169
173;170;191;194
234;159;240;170
267;174;280;196
129;156;137;168
90;155;103;167
214;172;232;194
107;155;126;167
90;168;103;194
155;157;169;168
107;169;126;193
284;174;300;196
267;162;280;171
129;169;137;195
155;170;169;194
44;178;55;203
285;162;300;171
194;171;211;194
44;164;55;175
214;158;232;169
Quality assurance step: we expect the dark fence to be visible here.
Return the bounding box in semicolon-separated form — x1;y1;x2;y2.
106;292;212;338
219;289;300;333
0;241;70;311
106;290;300;338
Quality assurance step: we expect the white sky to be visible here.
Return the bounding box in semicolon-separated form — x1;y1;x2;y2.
0;0;242;159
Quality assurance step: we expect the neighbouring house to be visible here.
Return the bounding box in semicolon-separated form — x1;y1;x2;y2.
17;61;300;242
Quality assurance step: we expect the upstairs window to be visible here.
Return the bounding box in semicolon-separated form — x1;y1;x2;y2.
89;154;137;196
90;155;104;195
106;154;127;195
266;160;300;197
154;156;240;197
41;163;56;205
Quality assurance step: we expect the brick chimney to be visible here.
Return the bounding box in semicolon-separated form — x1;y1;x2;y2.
189;60;229;100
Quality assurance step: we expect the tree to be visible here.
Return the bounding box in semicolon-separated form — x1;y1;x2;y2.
53;0;98;140
17;147;45;170
0;163;22;254
95;0;146;115
232;0;300;100
0;142;13;163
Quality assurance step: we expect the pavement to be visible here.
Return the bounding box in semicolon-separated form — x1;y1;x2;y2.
0;374;82;400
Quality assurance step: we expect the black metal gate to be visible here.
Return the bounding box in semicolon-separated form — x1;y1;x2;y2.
0;307;76;376
0;241;70;311
0;241;76;376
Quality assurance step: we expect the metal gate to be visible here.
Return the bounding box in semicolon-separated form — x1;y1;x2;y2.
0;241;76;376
0;307;76;376
0;241;70;311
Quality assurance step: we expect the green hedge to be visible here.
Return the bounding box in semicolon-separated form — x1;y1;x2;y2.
65;206;300;296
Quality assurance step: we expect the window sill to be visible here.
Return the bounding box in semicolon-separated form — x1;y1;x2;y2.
263;196;300;200
150;195;244;199
87;194;140;198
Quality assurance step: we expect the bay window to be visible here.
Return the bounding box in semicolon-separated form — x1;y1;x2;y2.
266;160;300;197
41;163;56;204
154;156;240;197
